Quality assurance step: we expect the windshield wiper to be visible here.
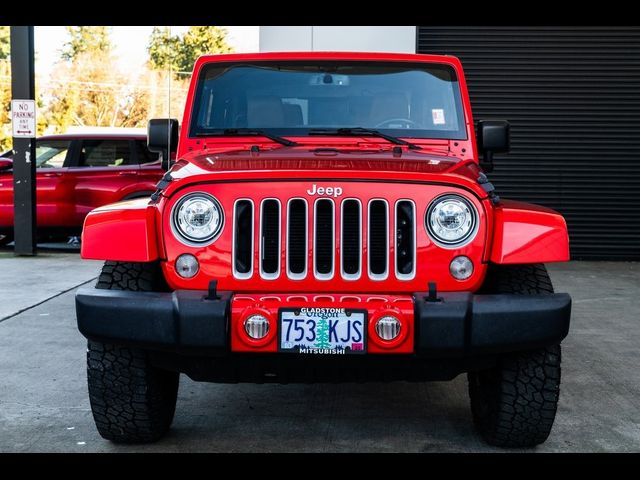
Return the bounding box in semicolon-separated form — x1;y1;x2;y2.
308;127;421;150
195;128;299;147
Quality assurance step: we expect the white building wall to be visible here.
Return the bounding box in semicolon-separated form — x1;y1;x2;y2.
259;26;416;53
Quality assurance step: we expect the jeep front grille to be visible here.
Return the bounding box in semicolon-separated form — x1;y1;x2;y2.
233;197;416;282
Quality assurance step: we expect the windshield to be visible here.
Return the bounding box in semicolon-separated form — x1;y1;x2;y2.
190;61;466;140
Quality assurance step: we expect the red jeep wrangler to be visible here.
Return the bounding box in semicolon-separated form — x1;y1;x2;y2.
76;52;571;447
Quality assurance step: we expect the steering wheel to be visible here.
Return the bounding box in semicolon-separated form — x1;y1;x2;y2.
374;118;422;129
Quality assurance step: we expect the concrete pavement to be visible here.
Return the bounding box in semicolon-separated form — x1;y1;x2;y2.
0;251;101;321
0;255;639;452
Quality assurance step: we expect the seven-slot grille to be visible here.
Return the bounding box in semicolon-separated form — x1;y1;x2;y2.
233;198;416;281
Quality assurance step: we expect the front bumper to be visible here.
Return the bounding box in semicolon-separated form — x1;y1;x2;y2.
75;287;571;358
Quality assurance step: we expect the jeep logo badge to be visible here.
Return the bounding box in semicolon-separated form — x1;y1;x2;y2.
306;184;343;198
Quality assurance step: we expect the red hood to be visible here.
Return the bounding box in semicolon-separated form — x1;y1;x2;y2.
162;146;487;199
175;146;480;178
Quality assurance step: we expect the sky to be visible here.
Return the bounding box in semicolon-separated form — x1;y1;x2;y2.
33;26;259;76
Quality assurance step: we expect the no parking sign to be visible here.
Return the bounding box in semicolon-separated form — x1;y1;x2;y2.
11;99;36;138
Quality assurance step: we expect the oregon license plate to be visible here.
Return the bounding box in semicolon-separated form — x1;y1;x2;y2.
278;308;367;354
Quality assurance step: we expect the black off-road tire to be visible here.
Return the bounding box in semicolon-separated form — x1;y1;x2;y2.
87;261;178;443
479;263;554;295
87;341;179;443
96;260;169;292
468;264;561;447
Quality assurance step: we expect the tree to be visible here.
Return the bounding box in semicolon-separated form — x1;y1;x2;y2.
0;60;12;151
0;26;9;60
314;318;332;349
61;26;112;61
148;27;180;72
0;28;44;150
1;25;202;149
47;27;122;131
46;50;127;129
177;26;233;73
147;26;233;74
0;27;9;149
43;26;154;133
141;69;191;121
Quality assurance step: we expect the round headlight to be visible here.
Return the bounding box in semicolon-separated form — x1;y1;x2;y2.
171;193;223;245
426;194;478;247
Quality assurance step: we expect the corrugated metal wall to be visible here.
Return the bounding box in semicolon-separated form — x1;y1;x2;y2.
417;26;640;259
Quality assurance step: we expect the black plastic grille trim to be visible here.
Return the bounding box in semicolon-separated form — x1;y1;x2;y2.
341;200;361;277
260;199;280;276
368;200;388;278
396;201;415;277
233;200;253;276
287;199;307;276
314;199;334;277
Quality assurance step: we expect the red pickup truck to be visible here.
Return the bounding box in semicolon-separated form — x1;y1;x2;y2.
75;52;571;447
0;132;165;245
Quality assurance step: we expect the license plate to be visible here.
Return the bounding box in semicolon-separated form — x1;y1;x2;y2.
278;308;367;354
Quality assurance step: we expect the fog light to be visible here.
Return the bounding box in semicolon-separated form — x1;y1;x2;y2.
176;254;199;278
450;255;473;280
244;314;270;339
375;316;401;341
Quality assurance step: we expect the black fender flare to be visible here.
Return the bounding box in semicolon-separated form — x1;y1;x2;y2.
121;191;155;201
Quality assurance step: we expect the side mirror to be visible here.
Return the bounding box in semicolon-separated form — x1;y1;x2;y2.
0;158;12;171
477;120;509;173
148;118;179;170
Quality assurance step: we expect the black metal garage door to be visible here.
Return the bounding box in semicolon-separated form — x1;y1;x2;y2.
417;26;640;260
